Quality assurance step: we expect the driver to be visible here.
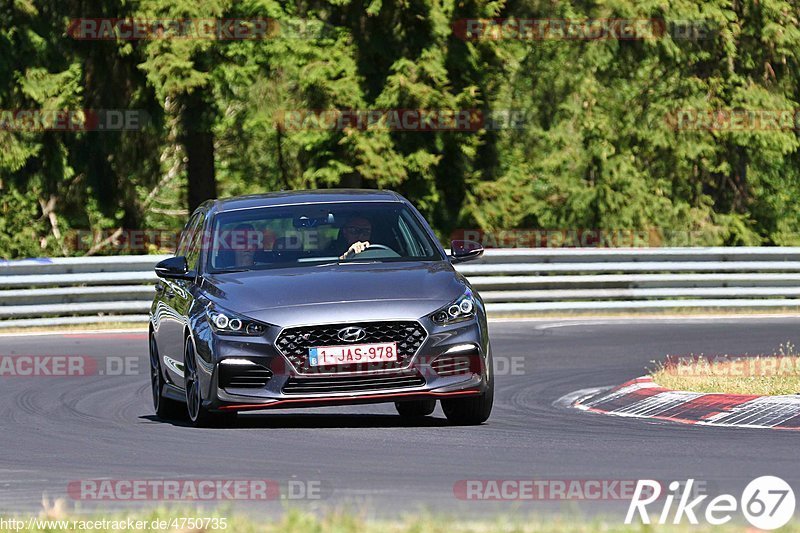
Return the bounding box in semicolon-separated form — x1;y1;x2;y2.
232;223;258;267
336;217;372;260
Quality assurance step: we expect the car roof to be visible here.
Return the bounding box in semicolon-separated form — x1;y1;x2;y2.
207;189;405;213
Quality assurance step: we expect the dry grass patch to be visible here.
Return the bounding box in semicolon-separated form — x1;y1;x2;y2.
651;343;800;395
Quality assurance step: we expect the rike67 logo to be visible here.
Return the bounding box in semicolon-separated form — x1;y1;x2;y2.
626;476;795;530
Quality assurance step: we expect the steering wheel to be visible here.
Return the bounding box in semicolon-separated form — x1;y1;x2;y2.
346;243;399;260
365;244;392;251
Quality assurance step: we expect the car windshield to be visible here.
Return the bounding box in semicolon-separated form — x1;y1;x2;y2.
207;201;444;272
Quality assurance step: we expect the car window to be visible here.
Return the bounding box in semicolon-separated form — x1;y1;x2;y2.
207;202;444;272
177;212;201;258
185;211;206;272
397;211;433;257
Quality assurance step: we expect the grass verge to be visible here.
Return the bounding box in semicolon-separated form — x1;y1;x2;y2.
490;308;800;319
0;322;147;335
651;343;800;395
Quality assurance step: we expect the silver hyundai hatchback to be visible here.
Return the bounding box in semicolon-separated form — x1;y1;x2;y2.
149;189;493;426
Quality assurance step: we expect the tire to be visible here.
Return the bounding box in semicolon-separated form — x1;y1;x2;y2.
184;339;235;428
395;399;436;418
441;370;494;425
149;334;185;420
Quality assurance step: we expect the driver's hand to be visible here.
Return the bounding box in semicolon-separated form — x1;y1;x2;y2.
340;241;370;260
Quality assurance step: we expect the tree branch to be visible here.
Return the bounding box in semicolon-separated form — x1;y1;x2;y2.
39;195;68;255
84;227;124;256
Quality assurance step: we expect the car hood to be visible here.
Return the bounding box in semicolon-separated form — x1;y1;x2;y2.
201;261;465;326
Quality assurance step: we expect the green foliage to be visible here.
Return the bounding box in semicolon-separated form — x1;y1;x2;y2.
472;0;800;245
0;184;52;258
1;0;800;257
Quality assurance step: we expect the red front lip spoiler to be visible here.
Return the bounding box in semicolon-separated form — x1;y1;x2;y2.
218;388;482;412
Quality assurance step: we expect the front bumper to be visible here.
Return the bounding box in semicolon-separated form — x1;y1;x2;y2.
192;316;490;412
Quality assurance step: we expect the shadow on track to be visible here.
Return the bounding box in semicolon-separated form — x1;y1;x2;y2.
139;413;451;429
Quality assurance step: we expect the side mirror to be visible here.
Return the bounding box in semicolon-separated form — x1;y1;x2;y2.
155;256;196;281
450;240;484;263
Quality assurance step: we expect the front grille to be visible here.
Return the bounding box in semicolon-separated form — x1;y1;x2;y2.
432;355;473;377
283;370;426;395
276;321;427;374
218;363;273;389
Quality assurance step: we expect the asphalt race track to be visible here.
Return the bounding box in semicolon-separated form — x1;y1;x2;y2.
2;317;799;519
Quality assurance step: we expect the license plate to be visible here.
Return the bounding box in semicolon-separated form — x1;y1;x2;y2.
308;342;398;367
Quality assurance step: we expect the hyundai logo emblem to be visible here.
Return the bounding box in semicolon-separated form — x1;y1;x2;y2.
337;326;367;343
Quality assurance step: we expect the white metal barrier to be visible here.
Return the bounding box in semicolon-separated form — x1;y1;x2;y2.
2;248;800;327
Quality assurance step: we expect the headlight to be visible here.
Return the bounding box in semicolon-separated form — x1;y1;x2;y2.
431;289;476;326
206;304;267;336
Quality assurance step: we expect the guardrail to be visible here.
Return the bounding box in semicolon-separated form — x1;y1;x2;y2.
2;248;800;327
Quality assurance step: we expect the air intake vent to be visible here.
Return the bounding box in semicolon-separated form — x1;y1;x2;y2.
218;362;273;389
431;351;483;377
283;370;425;395
431;355;476;377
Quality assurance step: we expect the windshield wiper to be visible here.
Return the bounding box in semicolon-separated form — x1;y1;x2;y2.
314;259;381;268
212;268;251;273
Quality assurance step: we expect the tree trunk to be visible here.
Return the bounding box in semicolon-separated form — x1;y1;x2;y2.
339;173;363;188
185;130;216;212
181;90;217;213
